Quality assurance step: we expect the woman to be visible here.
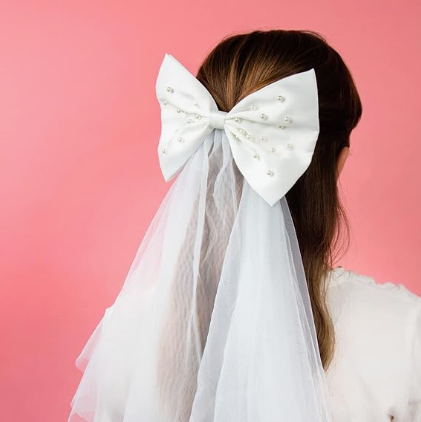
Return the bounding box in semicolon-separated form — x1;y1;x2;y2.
69;29;421;421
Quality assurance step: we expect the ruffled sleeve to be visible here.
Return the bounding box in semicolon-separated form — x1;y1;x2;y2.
403;300;421;421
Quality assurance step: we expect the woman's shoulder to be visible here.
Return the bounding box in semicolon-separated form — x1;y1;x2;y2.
325;266;421;415
326;266;421;343
327;265;421;308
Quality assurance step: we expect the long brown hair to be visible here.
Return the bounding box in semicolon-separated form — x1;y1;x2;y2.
196;29;363;370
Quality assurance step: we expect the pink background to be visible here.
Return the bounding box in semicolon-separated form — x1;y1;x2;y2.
1;0;420;420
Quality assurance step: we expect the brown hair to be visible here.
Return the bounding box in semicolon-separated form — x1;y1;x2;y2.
196;29;363;370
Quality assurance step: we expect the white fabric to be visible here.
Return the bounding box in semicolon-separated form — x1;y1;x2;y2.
326;267;421;421
68;263;421;421
68;128;333;422
156;53;319;207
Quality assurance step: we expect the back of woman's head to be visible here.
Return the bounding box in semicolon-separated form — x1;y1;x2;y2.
196;29;363;370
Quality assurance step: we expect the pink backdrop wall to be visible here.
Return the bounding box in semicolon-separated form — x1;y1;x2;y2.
1;0;420;420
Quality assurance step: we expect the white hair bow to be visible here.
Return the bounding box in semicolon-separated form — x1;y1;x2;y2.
156;53;320;206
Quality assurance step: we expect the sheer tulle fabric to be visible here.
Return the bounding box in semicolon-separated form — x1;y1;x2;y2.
68;129;333;422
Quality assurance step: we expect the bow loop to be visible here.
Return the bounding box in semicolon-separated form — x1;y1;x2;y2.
156;53;320;206
208;110;228;129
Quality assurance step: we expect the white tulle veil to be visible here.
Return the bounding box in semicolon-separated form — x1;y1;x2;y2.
68;127;333;422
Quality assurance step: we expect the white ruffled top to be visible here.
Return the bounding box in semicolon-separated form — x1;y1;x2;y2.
325;266;421;421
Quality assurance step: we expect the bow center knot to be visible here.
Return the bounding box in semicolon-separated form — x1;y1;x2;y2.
208;110;228;129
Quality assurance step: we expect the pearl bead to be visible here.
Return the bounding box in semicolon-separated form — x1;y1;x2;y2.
166;86;174;93
284;116;292;123
195;114;202;119
178;137;184;143
250;104;258;110
253;153;260;159
234;117;243;123
266;170;274;176
186;118;193;123
278;125;286;129
277;95;285;101
162;148;167;154
260;136;267;142
270;147;276;153
260;114;268;120
177;108;182;113
246;134;251;139
163;100;168;105
286;143;293;149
